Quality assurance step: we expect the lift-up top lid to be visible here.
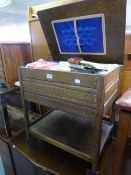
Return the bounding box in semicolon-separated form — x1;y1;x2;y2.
38;0;127;64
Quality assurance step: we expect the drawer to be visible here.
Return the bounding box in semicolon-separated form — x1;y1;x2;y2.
23;80;97;108
21;67;98;88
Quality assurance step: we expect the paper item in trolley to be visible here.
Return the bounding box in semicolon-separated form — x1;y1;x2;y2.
80;60;118;70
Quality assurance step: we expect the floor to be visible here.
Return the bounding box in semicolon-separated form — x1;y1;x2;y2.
11;132;131;175
121;144;131;175
0;131;129;175
99;140;131;175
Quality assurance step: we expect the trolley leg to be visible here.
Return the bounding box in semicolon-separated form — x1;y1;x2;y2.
22;99;30;140
0;95;12;137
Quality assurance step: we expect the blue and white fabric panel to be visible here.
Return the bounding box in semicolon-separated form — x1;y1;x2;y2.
52;14;106;55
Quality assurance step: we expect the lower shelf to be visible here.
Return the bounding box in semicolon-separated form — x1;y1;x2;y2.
29;110;112;162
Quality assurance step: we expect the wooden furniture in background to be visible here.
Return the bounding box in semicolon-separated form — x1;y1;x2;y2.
0;43;32;86
113;89;131;175
121;34;131;137
121;34;131;93
0;87;19;138
29;19;50;61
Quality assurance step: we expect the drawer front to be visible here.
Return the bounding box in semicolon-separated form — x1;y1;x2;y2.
24;92;96;120
23;80;97;108
21;68;98;88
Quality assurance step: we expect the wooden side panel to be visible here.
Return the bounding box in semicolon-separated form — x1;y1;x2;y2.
103;66;121;116
104;91;118;115
29;20;50;61
104;78;119;103
104;66;120;88
1;43;32;85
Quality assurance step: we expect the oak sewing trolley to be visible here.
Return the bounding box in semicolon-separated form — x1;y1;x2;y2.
19;0;126;174
19;64;121;174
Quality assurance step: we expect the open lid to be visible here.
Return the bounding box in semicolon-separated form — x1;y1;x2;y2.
38;0;127;64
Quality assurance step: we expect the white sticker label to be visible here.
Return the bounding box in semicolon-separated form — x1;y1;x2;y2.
75;79;80;84
46;74;53;79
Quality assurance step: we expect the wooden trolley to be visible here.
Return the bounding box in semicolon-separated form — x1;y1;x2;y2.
19;65;121;174
19;0;126;174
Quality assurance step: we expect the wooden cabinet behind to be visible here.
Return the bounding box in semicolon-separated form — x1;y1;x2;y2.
122;34;131;137
121;34;131;93
0;43;32;86
29;19;50;61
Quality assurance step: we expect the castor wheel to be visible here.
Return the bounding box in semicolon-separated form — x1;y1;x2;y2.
27;135;40;146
